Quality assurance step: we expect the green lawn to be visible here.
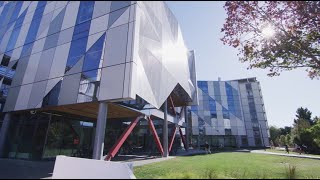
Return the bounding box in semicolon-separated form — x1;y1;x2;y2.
134;152;320;179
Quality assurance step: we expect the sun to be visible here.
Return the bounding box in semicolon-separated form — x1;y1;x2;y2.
261;25;275;39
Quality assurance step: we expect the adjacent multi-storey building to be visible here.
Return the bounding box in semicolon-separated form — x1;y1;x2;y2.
189;78;269;148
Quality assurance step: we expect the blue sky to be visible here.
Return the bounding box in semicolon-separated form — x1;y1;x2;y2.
167;1;320;128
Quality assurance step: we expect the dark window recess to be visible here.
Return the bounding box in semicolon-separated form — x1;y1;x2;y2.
2;78;12;86
1;54;10;66
255;137;262;146
42;81;62;107
225;129;232;135
223;111;229;119
241;136;248;146
210;113;217;118
11;61;18;70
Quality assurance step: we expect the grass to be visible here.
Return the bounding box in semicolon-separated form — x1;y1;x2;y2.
134;152;320;179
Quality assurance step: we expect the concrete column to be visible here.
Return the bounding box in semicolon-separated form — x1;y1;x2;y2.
163;100;168;157
184;107;189;151
0;113;11;158
92;102;108;160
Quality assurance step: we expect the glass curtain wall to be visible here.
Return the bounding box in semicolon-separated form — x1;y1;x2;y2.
7;111;95;160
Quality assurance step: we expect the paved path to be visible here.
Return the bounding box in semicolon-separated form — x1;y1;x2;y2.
0;159;54;179
132;156;175;167
251;150;320;160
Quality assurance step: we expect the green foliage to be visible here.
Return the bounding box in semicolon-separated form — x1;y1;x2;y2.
221;1;320;79
295;107;314;126
285;134;293;147
269;126;281;145
280;135;286;146
309;121;320;147
280;126;292;136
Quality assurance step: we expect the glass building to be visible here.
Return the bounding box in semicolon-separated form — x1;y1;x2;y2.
0;1;198;160
189;78;270;148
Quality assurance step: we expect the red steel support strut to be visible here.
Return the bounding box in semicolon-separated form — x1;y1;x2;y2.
147;116;164;156
168;126;177;152
105;115;144;161
169;95;177;116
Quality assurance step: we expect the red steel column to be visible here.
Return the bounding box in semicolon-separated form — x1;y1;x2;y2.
169;96;177;116
148;116;164;156
168;126;177;152
105;115;144;161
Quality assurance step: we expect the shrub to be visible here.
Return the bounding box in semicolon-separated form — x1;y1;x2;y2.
285;164;297;179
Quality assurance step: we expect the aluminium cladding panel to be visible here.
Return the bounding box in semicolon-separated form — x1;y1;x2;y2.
130;1;197;109
187;50;198;106
2;1;137;112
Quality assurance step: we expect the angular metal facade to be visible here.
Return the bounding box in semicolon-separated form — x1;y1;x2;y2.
0;1;197;113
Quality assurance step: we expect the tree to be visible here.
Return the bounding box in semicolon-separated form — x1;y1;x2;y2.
274;137;280;147
221;1;320;79
309;120;320;147
285;134;293;147
279;135;286;146
269;125;281;143
292;118;311;145
295;107;314;126
313;116;320;124
279;126;292;135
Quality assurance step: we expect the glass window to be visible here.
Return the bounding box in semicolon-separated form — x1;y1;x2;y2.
255;137;262;146
72;21;91;41
0;3;11;32
6;26;22;52
253;128;260;136
81;70;100;83
82;51;102;72
42;81;62;107
76;1;95;24
20;43;34;58
245;83;252;90
225;129;232;135
210;113;217;119
14;10;27;28
24;18;42;44
241;136;248;146
43;33;59;50
110;1;130;12
77;82;99;103
8;1;23;25
1;54;11;66
65;37;88;71
191;106;197;111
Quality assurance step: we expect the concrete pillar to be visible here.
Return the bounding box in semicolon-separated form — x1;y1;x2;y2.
163;100;168;157
92;102;108;160
0;113;11;158
184;107;189;151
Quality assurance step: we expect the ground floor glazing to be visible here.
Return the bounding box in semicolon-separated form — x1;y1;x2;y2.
2;111;183;160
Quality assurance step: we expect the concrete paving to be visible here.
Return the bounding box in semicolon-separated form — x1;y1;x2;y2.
251;150;320;160
131;156;175;167
0;158;54;179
